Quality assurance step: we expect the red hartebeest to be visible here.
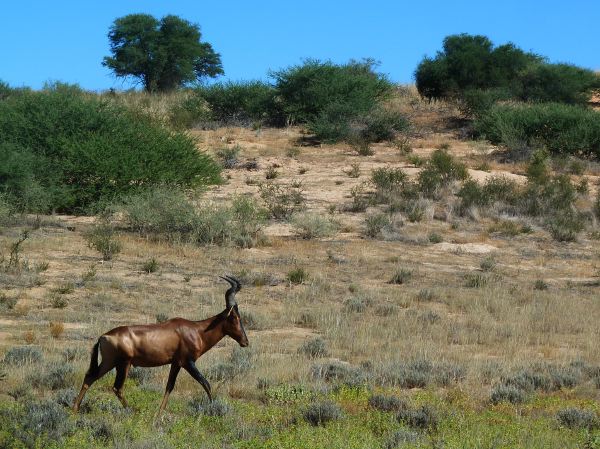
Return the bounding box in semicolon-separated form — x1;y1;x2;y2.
72;275;248;416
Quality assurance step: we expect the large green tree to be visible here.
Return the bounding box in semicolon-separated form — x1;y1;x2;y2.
103;14;223;92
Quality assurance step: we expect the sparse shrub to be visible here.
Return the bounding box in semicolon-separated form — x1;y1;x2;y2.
534;279;549;290
265;166;279;180
84;223;122;261
189;396;230;416
28;363;74;390
351;138;375;156
49;293;68;309
3;346;42;365
396;405;439;430
35;261;49;272
215;145;241;169
129;366;153;385
54;388;77;408
299;338;328;358
142;258;159;274
18;399;73;444
556;408;598;430
428;233;442;244
490;384;527;404
344;182;371;212
49;322;65;339
435;361;467;386
375;303;398;317
418;310;441;325
156;313;169;323
81;265;97;283
385;429;420;449
368;394;407;412
371;167;408;203
303;401;343;426
417;150;469;198
487;220;526;237
416;289;435;302
464;273;488;288
344;296;371;313
287;267;308;285
480;255;496;272
52;281;74;295
259;182;306;219
0;292;18;310
364;213;392;238
311;362;367;387
291;212;338;239
389;268;412;285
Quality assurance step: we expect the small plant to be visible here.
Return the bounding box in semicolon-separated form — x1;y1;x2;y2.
384;429;420;449
35;261;49;272
265;166;279;179
364;213;393;238
428;232;442;244
299;338;328;358
49;322;65;339
23;331;36;344
81;265;97;283
389;268;412;285
396;405;439;430
480;255;496;272
215;145;241;169
84;224;122;261
416;289;435;302
156;313;169;323
303;401;343;426
407;154;425;167
28;363;75;390
345;162;361;178
344;296;370;313
298;167;308;175
52;281;74;295
490;384;526;404
368;394;407;412
464;273;489;288
534;279;549;290
0;293;18;310
259;182;306;219
556;408;598;430
189;396;231;416
142;258;159;274
287;267;308;285
351;138;375;156
49;293;68;309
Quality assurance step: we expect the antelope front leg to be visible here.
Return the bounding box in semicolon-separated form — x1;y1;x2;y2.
184;360;212;401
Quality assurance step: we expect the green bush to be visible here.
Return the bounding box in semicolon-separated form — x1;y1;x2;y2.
474;103;600;158
3;346;42;365
368;395;408;412
556;408;598;430
84;224;122;261
193;81;283;125
396;405;439;430
516;63;600;104
417;150;469;198
272;59;392;125
0;85;220;213
415;33;598;109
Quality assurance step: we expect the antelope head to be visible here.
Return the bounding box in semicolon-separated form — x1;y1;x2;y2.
219;275;249;347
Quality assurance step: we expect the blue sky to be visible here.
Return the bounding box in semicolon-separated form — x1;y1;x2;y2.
2;0;598;91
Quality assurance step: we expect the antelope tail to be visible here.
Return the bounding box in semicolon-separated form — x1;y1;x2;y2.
87;340;101;376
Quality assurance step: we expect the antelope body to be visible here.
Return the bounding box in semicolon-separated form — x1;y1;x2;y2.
73;276;248;417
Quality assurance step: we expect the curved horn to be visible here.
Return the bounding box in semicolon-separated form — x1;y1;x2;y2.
219;275;240;309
